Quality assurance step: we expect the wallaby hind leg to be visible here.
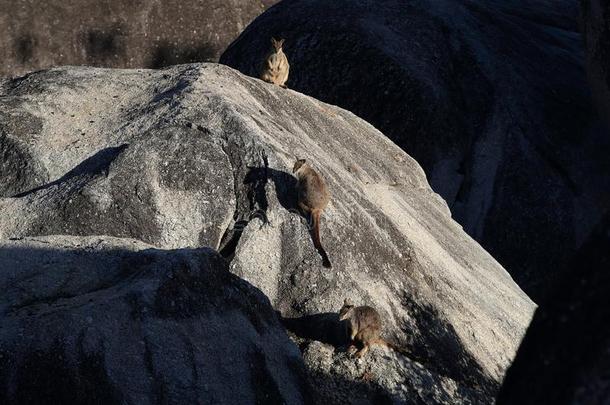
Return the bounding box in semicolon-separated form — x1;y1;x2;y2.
355;344;370;358
298;201;310;216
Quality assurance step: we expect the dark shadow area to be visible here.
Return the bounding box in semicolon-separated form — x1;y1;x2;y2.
306;368;398;405
218;164;272;259
249;350;293;405
149;42;216;69
280;312;349;348
497;213;610;404
83;26;125;64
14;35;35;64
151;78;191;103
314;240;332;268
11;144;128;198
3;338;121;405
218;219;250;259
220;165;291;260
245;166;298;212
0;243;312;404
244;166;271;214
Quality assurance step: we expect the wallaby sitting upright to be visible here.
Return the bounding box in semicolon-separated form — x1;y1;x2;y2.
293;158;331;267
260;37;290;88
339;299;408;358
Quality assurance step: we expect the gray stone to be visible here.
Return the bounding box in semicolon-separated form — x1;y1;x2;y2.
0;235;309;404
220;0;610;301
0;0;277;77
0;64;534;403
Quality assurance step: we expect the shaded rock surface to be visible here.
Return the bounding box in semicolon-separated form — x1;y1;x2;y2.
0;235;308;404
497;213;610;404
0;0;277;77
221;0;610;301
0;64;534;403
582;0;610;127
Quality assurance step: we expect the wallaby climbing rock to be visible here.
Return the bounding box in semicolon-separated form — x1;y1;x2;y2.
293;158;331;267
339;299;410;358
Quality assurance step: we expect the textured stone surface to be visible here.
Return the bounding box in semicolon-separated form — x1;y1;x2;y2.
0;236;308;404
0;0;276;77
221;0;610;300
498;7;610;400
0;64;534;403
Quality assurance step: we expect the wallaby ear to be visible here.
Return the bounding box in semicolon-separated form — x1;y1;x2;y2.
344;298;353;306
277;38;285;48
292;158;306;173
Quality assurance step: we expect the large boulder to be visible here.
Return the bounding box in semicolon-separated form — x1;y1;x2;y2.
220;0;610;300
497;213;610;404
0;64;534;403
582;0;610;127
0;236;308;404
0;0;277;77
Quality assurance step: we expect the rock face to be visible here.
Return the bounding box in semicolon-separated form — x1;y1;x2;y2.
220;0;610;300
0;64;534;403
497;213;610;404
498;6;610;401
0;0;277;77
0;236;308;404
582;0;610;127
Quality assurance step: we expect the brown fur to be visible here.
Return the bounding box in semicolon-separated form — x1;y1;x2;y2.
339;299;408;358
260;38;290;88
293;159;331;267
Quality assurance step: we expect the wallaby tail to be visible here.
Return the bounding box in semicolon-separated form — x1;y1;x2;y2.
311;210;331;268
372;338;411;357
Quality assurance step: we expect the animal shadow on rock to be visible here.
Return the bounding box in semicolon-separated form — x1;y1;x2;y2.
12;144;129;198
280;311;350;350
244;166;331;267
244;166;298;213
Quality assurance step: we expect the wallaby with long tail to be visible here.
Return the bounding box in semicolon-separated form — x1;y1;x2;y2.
339;299;410;358
293;158;331;267
260;37;290;88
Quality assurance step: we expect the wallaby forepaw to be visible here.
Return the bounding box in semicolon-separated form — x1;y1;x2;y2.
347;345;358;357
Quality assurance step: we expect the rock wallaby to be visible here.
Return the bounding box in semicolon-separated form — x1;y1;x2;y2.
260;37;290;88
293;158;331;267
339;299;409;358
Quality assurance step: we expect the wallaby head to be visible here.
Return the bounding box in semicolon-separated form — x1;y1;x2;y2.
339;299;355;321
292;158;307;173
271;37;285;51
